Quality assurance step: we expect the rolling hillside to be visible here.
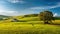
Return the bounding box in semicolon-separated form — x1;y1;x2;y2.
0;15;10;18
13;14;60;20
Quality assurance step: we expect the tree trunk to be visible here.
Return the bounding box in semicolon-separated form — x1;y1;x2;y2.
44;21;49;24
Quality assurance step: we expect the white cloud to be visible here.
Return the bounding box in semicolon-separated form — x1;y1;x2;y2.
30;2;60;10
53;13;58;17
0;10;20;16
0;6;35;16
8;0;26;4
50;3;60;8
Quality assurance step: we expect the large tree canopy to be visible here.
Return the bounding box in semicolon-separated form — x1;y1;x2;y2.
39;11;54;24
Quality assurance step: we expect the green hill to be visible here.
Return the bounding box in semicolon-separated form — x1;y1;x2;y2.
0;15;11;20
10;14;60;21
0;15;10;18
54;17;60;20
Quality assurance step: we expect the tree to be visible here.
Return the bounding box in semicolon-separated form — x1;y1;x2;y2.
39;11;55;24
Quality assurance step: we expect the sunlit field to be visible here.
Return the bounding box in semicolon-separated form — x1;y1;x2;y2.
0;16;60;34
0;23;60;34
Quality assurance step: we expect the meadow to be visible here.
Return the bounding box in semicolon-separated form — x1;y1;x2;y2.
0;16;60;34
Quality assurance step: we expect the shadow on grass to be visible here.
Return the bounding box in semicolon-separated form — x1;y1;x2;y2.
45;23;60;26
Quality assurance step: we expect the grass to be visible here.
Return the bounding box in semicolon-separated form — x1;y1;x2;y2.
0;23;60;34
0;16;60;34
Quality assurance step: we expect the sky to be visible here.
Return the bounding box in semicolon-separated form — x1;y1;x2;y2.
0;0;60;16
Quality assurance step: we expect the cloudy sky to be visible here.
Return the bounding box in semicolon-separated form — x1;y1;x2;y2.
0;0;60;16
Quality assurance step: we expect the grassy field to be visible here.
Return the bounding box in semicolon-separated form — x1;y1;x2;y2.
0;16;60;34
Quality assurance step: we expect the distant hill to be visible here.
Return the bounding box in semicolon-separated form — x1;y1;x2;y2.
0;15;10;18
23;14;60;20
0;14;59;20
0;15;11;20
24;14;38;17
54;17;60;20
